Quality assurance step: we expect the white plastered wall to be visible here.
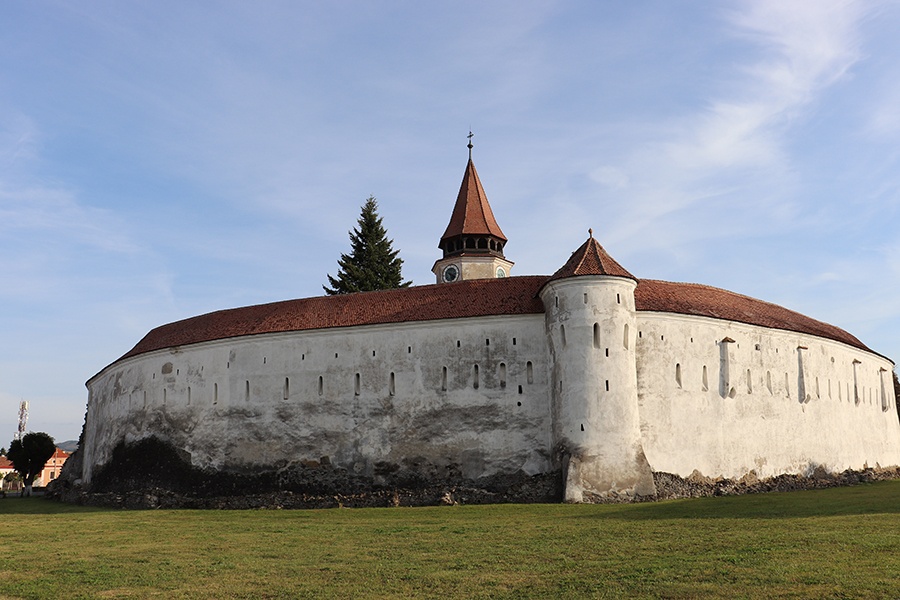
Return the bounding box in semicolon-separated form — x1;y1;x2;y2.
82;314;552;484
635;311;900;479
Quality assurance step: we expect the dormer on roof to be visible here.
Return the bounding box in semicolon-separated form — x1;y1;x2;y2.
545;229;637;285
433;134;514;284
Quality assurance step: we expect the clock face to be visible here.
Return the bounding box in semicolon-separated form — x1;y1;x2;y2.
443;264;460;282
496;267;506;278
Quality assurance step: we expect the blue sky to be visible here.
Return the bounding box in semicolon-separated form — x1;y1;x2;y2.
3;1;900;443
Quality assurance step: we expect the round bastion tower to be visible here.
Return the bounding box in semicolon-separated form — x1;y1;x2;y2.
540;231;656;502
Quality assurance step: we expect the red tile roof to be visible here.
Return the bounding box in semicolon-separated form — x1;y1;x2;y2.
634;279;872;354
117;276;547;362
439;159;507;244
106;274;882;371
544;234;637;284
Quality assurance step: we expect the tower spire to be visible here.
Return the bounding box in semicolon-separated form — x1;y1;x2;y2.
432;137;514;283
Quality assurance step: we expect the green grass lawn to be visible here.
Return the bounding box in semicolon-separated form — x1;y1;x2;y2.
0;482;898;599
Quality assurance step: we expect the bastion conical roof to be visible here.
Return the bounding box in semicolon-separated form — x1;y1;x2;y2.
544;231;637;285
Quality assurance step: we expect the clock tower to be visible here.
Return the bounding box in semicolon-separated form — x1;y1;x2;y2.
432;135;514;284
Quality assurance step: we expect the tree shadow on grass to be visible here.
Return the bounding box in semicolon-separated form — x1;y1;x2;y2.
0;497;110;515
588;480;900;521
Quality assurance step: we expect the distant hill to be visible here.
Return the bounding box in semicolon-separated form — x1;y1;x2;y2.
57;440;79;453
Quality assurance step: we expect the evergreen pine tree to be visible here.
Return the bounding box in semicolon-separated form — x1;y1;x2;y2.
324;196;411;295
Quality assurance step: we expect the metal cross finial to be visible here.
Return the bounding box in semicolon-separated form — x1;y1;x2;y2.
588;228;593;239
467;130;474;159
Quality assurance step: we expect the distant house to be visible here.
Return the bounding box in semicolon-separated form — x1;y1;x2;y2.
37;448;70;487
0;456;21;492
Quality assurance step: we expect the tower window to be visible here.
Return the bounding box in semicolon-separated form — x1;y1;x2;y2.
526;361;534;384
354;373;361;396
283;377;290;400
441;366;448;391
473;365;480;390
389;372;395;396
499;363;507;388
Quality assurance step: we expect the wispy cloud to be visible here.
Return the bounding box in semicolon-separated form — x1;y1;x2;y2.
591;0;870;257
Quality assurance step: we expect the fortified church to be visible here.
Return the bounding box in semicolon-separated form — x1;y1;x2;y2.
77;142;900;503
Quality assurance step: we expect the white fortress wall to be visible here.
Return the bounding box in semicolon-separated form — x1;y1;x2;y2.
635;311;900;479
83;313;553;484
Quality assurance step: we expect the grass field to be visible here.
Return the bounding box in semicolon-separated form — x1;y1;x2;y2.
0;482;898;599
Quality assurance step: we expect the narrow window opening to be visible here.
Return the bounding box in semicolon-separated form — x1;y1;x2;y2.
456;340;461;348
473;365;480;390
518;385;523;394
263;357;266;365
187;386;191;405
143;390;148;407
747;369;752;394
580;423;584;432
441;366;448;391
675;363;682;389
176;369;179;375
499;363;507;389
226;362;229;369
560;324;567;347
766;371;772;394
526;361;534;384
702;365;709;392
245;380;250;401
593;323;601;349
335;353;338;358
605;380;609;392
605;348;609;357
354;373;361;396
512;337;517;346
318;376;324;396
661;335;664;341
163;388;167;403
785;373;790;398
555;296;559;308
583;293;588;304
302;354;305;360
623;324;630;349
283;377;290;400
616;293;621;304
389;372;396;396
213;384;217;404
407;346;411;354
485;338;490;346
815;377;820;399
372;350;376;357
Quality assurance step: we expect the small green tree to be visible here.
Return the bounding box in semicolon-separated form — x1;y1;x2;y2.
7;432;56;496
324;196;411;295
